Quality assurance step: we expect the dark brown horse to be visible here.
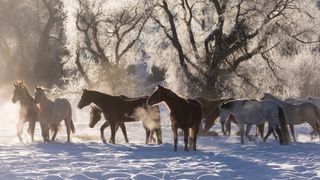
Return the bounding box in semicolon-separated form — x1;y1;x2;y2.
12;81;38;142
89;104;161;144
196;97;236;136
78;89;162;144
147;85;202;151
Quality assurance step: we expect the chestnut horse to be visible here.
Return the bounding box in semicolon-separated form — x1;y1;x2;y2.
147;85;202;151
78;89;162;144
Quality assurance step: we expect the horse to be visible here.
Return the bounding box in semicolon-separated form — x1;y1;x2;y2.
219;99;291;145
262;93;320;141
89;104;161;144
12;81;38;142
147;85;202;151
77;89;162;144
284;97;318;136
197;97;258;138
196;97;236;136
35;87;75;142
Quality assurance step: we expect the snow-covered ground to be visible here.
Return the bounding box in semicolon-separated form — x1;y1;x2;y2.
1;100;320;179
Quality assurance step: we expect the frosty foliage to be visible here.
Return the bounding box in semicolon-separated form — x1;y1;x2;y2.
57;0;320;98
61;0;152;96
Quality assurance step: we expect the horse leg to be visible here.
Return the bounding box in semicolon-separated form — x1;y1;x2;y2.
40;122;49;142
224;118;231;137
16;121;24;143
245;124;253;141
155;128;162;144
64;120;71;142
110;124;117;144
272;131;278;140
145;129;151;144
108;123;120;143
149;131;157;143
119;123;129;143
275;126;284;145
192;125;199;150
289;124;297;142
51;125;59;141
171;124;178;151
100;121;109;144
308;121;320;141
183;129;189;151
263;126;274;142
239;124;245;144
27;120;36;142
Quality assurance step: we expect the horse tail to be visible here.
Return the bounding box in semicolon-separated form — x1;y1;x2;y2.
64;99;76;134
278;106;291;145
71;119;75;134
314;105;320;128
312;105;320;134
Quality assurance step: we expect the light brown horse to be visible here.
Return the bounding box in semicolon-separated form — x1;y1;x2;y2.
263;93;320;141
12;81;38;142
35;87;75;142
147;85;202;151
78;89;162;144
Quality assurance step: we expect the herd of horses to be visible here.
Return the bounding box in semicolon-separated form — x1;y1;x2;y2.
11;81;320;151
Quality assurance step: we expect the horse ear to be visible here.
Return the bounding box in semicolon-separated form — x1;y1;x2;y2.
157;84;164;89
14;82;17;87
82;88;87;92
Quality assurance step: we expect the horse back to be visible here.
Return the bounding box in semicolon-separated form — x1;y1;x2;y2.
51;98;72;117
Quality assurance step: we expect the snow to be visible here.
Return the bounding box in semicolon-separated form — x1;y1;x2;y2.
1;100;320;179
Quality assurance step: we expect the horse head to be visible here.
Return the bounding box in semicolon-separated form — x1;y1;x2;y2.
78;89;91;109
219;101;233;129
261;92;273;100
12;81;26;103
147;85;166;106
34;87;46;104
89;105;102;128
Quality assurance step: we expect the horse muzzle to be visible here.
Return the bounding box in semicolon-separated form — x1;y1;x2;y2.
12;98;17;103
77;103;84;109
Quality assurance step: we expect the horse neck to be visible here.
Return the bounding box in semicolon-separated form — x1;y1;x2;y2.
39;94;51;109
20;89;35;106
88;91;113;108
162;90;184;111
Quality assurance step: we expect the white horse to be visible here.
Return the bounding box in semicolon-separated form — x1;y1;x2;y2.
263;93;320;142
35;87;75;142
219;99;290;145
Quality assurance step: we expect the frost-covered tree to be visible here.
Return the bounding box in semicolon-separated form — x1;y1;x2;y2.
0;0;65;87
63;0;151;94
145;0;320;97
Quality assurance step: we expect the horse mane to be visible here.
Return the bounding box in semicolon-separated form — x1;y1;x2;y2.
220;100;233;109
162;86;186;101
